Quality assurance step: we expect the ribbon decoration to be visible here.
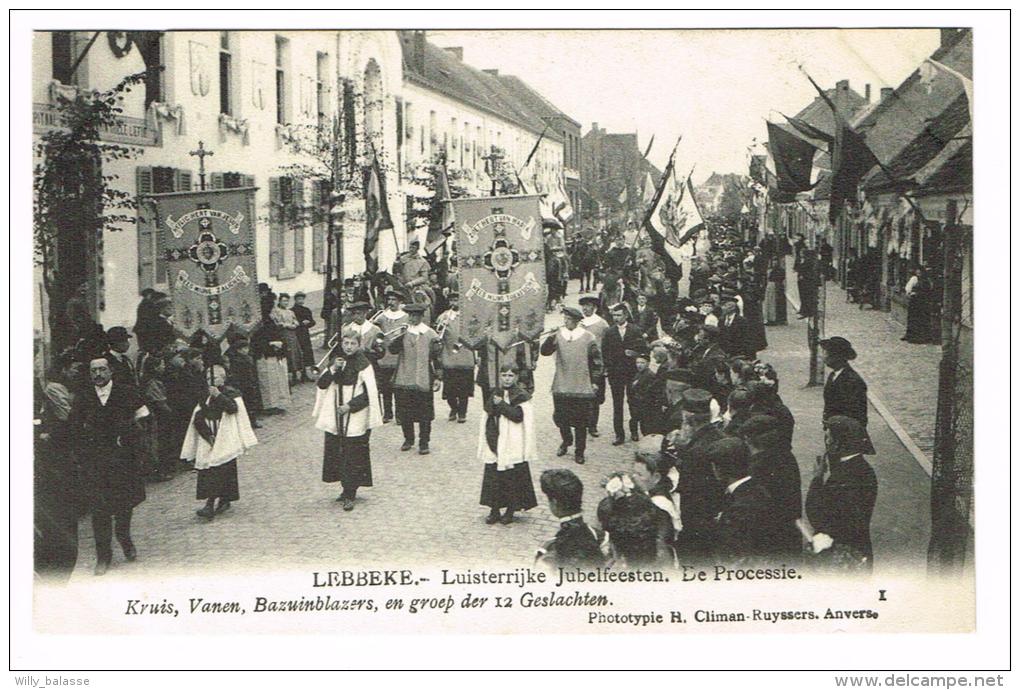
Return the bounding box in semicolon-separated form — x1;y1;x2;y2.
464;272;542;304
175;265;251;296
166;208;244;239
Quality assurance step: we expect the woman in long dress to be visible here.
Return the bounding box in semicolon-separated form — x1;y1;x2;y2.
764;257;787;325
314;333;383;511
903;268;934;344
478;364;538;525
181;364;258;520
272;293;303;384
251;316;291;412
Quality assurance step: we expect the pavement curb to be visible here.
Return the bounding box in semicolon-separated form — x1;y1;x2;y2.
784;285;933;478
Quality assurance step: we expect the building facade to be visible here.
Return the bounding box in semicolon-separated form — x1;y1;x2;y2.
33;29;404;332
33;29;579;336
580;124;661;232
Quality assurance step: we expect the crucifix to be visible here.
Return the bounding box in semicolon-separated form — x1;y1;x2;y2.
189;141;214;190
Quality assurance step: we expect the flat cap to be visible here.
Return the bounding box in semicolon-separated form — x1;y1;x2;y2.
682;388;713;414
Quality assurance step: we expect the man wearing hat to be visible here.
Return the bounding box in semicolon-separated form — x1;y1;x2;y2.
373;290;409;423
662;368;695;432
578;294;609;437
435;291;475;423
394;239;430;293
627;344;664;437
690;323;727;389
805;415;878;570
105;326;137;388
671;388;726;558
602;302;649;445
388;302;442;454
540;306;604;464
820;336;868;428
737;414;802;556
342;301;383;355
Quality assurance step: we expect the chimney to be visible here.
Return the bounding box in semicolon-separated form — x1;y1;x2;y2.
483;68;499;77
865;83;871;102
880;87;894;103
411;30;426;74
592;122;599;133
940;28;958;47
836;79;849;91
443;46;463;61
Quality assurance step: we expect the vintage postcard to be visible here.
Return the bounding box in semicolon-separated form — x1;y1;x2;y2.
12;9;1008;675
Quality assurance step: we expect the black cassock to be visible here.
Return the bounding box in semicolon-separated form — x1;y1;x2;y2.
320;362;373;490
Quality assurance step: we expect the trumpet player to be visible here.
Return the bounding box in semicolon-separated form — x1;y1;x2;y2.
436;291;475;424
388;303;443;455
374;290;408;423
341;302;383;357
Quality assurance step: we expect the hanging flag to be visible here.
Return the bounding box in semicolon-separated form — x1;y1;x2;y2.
804;71;879;222
550;176;574;225
425;160;455;255
781;114;834;150
643;147;703;279
364;147;394;274
766;121;821;196
641;171;656;204
920;58;973;123
518;174;562;229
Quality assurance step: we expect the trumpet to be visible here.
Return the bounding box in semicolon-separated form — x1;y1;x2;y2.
502;327;560;351
373;323;408;344
367;309;383;324
316;332;341;370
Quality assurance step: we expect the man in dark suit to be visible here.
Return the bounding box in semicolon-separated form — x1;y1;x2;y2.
105;327;137;387
717;295;751;359
535;469;604;570
707;437;782;566
602;303;648;445
736;415;802;557
633;292;660;340
70;356;149;575
673;388;726;560
821;336;870;429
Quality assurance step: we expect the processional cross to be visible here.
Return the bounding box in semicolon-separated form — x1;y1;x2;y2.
189;141;215;190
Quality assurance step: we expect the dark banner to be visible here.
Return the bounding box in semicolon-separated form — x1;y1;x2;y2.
152;187;260;338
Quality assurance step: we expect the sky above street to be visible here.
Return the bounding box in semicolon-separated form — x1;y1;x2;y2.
428;29;940;183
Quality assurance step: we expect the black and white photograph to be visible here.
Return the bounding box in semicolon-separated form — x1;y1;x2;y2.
10;8;1010;678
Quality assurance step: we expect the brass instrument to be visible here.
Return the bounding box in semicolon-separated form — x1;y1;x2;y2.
502;327;559;351
367;309;383;324
315;332;341;370
373;323;409;344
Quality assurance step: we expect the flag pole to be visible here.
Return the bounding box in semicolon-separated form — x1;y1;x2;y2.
516;123;549;179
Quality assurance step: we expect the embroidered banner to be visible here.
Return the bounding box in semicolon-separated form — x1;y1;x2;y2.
451;195;547;350
151;187;259;337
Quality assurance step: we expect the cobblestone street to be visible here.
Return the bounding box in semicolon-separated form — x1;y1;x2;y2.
68;279;931;582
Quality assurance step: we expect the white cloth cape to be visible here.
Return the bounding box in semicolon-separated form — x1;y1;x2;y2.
476;396;538;471
312;363;383;437
180;397;258;470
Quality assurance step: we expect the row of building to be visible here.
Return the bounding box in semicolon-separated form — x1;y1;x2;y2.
32;29;651;333
754;27;972;332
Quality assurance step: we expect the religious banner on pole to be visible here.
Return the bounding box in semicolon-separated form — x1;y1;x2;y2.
452;195;547;351
151;187;260;338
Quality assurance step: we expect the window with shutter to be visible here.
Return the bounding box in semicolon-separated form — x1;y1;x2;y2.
243;175;256;188
210;172;225;189
294;225;305;275
175;169;193;192
136;167;155;290
269;177;282;277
